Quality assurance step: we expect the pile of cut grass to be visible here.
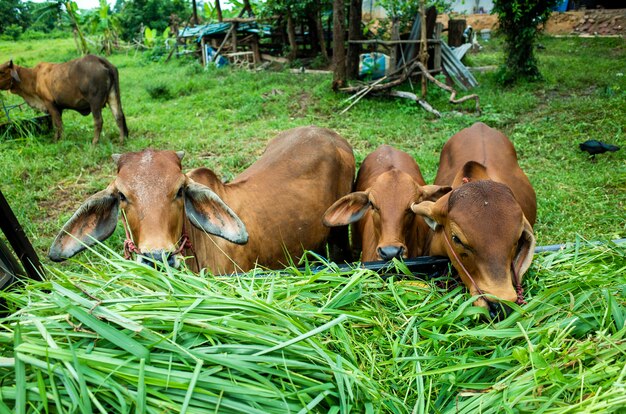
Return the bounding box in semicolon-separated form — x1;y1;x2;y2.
0;240;624;413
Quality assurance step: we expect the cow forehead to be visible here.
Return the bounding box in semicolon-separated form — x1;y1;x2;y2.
370;170;418;204
447;182;524;241
115;149;184;198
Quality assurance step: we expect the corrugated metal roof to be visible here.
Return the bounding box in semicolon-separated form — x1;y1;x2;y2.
178;22;272;42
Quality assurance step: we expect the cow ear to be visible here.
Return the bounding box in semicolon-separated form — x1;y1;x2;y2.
411;195;448;231
452;161;489;187
513;216;536;280
418;185;452;202
184;182;248;245
322;192;370;227
49;188;120;261
9;61;20;83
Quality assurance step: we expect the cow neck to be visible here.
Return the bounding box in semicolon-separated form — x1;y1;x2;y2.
441;228;526;306
11;66;30;92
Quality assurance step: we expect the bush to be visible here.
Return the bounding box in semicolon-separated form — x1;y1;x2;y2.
145;83;173;100
3;24;22;40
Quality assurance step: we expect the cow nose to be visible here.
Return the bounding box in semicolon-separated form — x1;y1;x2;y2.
139;251;177;268
377;245;404;261
486;300;513;320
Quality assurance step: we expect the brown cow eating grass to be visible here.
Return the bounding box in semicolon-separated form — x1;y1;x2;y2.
49;126;355;274
323;145;450;261
0;55;128;144
411;122;537;319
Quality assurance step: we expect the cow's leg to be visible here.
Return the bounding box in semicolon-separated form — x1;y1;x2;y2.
108;89;127;144
91;107;103;145
47;105;63;141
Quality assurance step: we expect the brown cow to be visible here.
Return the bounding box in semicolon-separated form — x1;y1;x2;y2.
0;55;128;144
411;122;537;318
49;126;355;274
323;145;450;261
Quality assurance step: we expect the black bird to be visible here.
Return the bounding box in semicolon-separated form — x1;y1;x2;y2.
579;140;620;159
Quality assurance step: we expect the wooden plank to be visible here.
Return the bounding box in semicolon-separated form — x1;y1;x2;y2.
0;190;43;281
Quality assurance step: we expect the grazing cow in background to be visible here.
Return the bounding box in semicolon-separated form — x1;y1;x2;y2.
49;126;355;274
411;122;537;318
323;145;450;261
0;55;128;144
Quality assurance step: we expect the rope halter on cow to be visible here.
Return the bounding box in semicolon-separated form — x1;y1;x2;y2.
120;209;196;265
442;228;526;307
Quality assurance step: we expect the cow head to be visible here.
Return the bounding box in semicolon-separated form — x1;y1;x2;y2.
0;60;21;90
49;149;248;267
411;171;536;318
323;169;450;261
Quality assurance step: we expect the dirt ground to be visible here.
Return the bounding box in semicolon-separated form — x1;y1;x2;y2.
437;8;626;36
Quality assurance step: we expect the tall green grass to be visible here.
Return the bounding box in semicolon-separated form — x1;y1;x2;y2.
0;240;624;412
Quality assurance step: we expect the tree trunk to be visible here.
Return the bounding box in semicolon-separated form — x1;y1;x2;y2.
332;0;346;90
286;9;298;61
191;0;198;24
346;0;362;80
215;0;223;22
315;7;328;61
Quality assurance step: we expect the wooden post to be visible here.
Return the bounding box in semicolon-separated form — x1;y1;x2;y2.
389;17;400;73
231;22;238;53
419;0;427;98
448;19;466;47
434;23;443;72
346;0;362;80
332;0;346;90
201;36;207;66
251;35;261;64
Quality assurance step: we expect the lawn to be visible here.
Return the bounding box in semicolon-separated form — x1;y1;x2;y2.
0;35;625;413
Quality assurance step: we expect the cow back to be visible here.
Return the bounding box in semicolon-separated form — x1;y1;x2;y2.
188;126;355;273
434;122;536;225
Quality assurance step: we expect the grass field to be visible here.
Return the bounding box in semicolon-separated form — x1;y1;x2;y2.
0;35;625;413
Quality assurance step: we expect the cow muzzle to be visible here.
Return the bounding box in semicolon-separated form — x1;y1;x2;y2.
377;245;406;261
138;250;180;268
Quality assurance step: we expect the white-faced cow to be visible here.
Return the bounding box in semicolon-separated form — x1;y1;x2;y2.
49;126;355;274
411;122;537;318
0;55;128;144
323;145;450;261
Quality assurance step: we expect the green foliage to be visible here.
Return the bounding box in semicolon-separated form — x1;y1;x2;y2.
115;0;189;42
492;0;560;84
83;0;122;55
0;0;30;35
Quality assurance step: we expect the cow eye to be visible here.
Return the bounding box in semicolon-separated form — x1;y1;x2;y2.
452;235;462;245
119;192;127;202
175;187;184;199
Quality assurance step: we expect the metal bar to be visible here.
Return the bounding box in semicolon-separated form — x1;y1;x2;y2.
0;190;43;281
534;238;626;253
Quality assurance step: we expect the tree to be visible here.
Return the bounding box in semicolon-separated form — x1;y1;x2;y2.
0;0;30;35
493;0;560;84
